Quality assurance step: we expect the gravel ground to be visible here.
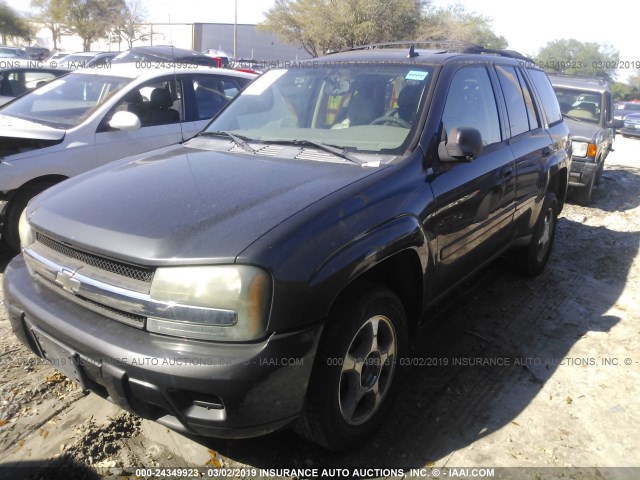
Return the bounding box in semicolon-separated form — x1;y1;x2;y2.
0;136;639;479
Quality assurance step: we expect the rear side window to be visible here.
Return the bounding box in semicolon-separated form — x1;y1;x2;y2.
515;69;540;130
190;75;247;120
496;65;529;137
528;69;562;125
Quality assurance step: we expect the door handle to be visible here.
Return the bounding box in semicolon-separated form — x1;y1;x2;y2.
500;165;513;178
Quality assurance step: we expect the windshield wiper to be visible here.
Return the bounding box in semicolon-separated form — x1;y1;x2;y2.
269;139;368;166
201;130;256;153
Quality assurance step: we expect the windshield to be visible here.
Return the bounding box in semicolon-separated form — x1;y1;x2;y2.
205;64;433;154
0;73;130;129
554;88;601;123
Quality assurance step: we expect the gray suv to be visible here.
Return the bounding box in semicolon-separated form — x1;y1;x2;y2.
5;42;571;451
549;75;623;205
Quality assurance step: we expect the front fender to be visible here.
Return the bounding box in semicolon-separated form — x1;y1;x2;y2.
307;214;429;318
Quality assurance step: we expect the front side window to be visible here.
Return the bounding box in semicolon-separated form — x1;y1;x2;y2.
1;74;131;129
102;77;182;131
441;66;501;146
205;64;433;154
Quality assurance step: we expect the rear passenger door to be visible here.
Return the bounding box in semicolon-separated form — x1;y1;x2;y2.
429;65;516;294
494;65;553;234
181;74;250;139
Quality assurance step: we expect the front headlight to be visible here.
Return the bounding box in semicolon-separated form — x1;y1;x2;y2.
18;208;35;250
571;141;587;157
147;265;271;341
571;141;596;158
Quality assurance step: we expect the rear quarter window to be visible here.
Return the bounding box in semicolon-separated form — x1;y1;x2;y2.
527;69;562;126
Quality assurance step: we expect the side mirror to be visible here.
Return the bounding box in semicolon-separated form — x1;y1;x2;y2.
108;110;141;131
438;127;483;162
606;119;624;129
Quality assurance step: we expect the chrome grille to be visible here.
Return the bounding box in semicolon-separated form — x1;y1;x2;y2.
35;273;146;328
35;233;154;283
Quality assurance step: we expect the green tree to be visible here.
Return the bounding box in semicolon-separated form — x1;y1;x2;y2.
0;2;33;44
611;82;633;101
628;70;640;90
261;0;426;57
66;0;126;51
535;39;619;81
31;0;70;50
419;4;507;50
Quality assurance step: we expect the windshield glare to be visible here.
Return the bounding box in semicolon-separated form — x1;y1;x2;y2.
206;65;433;153
0;74;131;129
554;88;601;123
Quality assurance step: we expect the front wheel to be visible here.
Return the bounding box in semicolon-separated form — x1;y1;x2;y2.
515;191;558;277
2;184;53;252
572;171;595;206
295;284;407;451
594;160;604;186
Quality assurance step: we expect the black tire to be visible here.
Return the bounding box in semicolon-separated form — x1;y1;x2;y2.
2;185;52;252
515;191;558;277
572;171;595;206
295;284;407;451
594;160;604;186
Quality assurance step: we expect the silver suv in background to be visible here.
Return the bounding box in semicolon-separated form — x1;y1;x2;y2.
549;75;623;205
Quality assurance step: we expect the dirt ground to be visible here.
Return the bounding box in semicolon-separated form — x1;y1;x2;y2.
1;137;639;480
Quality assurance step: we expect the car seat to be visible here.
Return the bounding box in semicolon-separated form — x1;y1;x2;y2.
143;88;180;125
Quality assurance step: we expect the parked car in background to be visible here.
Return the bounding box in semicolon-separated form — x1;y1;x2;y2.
0;64;255;250
21;46;50;61
46;50;70;62
3;42;570;451
203;49;231;68
58;51;119;69
232;59;268;74
613;101;640;121
621;112;640;138
0;47;30;59
0;60;70;106
549;74;622;205
113;46;220;68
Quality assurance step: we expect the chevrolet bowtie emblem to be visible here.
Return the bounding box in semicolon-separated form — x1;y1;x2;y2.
55;269;81;294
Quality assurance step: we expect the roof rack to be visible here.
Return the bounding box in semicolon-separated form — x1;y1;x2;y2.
338;41;535;63
460;46;536;64
344;40;482;52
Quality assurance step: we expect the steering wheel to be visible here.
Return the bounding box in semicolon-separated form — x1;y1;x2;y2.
370;115;411;128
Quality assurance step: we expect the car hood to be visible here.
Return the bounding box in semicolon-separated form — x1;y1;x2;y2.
0;114;66;141
0;115;66;157
28;145;381;265
564;117;600;142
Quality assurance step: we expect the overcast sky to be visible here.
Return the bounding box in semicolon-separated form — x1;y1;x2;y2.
7;0;637;79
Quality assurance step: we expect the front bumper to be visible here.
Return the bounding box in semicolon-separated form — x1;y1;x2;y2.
568;157;597;188
3;255;323;439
